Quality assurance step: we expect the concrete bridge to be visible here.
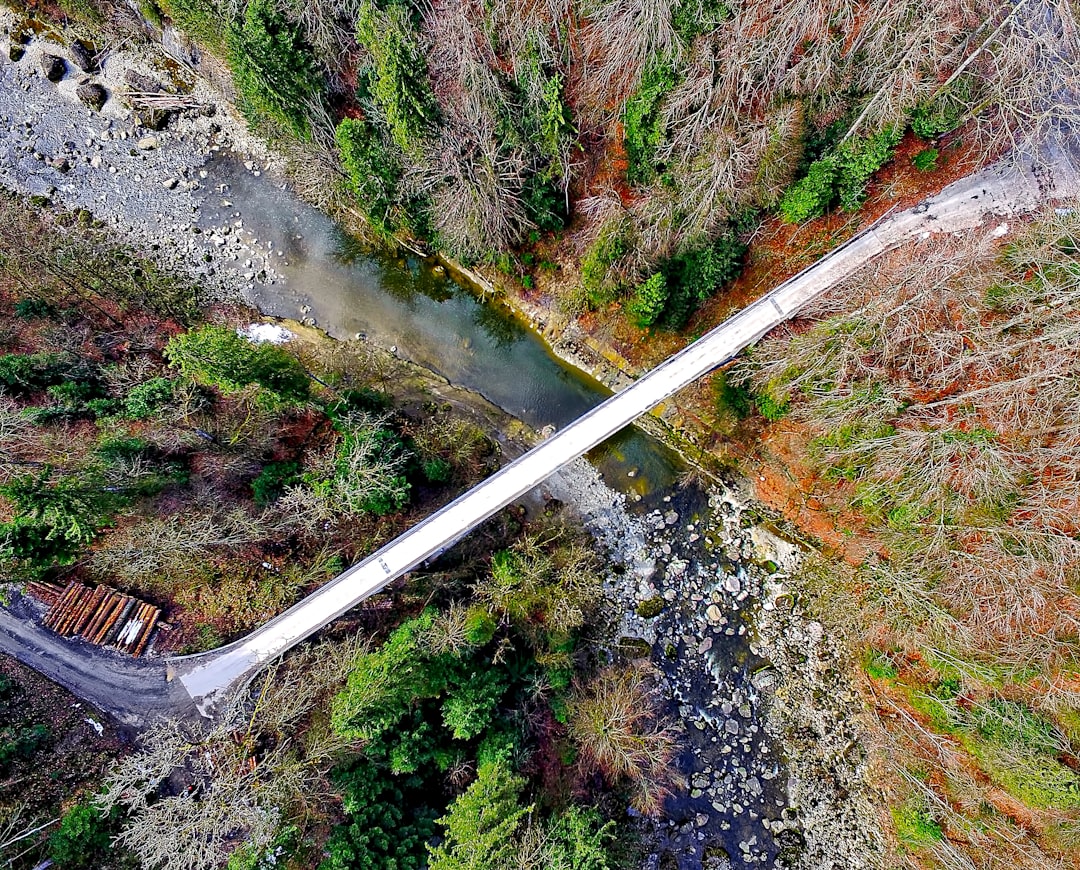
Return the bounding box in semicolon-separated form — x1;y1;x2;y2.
168;152;1072;717
0;149;1072;724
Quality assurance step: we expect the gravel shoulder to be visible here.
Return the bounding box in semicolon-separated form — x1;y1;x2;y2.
0;588;196;727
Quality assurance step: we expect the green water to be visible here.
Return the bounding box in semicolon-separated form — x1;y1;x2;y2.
198;152;683;495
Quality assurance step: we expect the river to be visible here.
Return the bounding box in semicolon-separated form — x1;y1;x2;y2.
194;152;789;870
196;152;684;497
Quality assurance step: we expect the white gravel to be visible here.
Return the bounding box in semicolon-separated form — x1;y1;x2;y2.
0;10;277;303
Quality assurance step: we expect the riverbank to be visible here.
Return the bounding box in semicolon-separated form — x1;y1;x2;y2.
0;13;886;869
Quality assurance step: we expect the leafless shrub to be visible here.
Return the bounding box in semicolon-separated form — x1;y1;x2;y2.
567;665;681;815
89;509;268;585
407;98;535;259
740;204;1080;680
0;395;39;483
578;0;682;119
422;601;475;656
280;101;351;215
100;635;362;870
279;0;362;91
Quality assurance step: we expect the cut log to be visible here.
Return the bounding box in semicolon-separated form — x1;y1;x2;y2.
102;598;136;647
43;583;80;629
83;592;118;641
78;588;114;640
56;584;93;636
90;594;126;644
69;585;106;637
132;607;160;657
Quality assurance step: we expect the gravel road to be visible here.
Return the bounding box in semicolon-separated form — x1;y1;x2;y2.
0;590;196;726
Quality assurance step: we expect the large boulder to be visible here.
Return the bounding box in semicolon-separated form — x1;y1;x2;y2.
76;82;108;111
123;69;161;92
40;54;66;82
69;40;98;73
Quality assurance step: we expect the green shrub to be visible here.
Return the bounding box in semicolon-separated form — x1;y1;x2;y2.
910;94;964;140
123;377;174;419
252;460;301;506
421;455;452;484
58;0;105;24
49;801;117;869
339;386;393;414
623;63;677;185
47;380;98;407
979;750;1080;810
580;224;630;307
322;763;436;870
333;426;411;515
834;126;902;211
627;272;669;328
336;118;404;236
755;392;790;421
0;723;48;772
779;157;838;223
427;758;531;870
862;648;898;680
463;608;497;645
14;297;54;319
0;471;119;576
712;370;753;419
159;0;226;52
0;353;75;394
165;325;310;402
441;668;509;740
539;72;575;161
331;610;451;741
780;126;901;221
912;148;939;172
655;231;747;329
138;0;164;29
356;0;435;154
890;799;943;852
671;0;731;38
541;806;616;870
521;170;567;233
226;0;323;139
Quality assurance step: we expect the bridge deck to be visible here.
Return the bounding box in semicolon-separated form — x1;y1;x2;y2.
174;156;1059;716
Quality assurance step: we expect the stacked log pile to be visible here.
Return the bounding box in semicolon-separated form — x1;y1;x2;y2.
40;582;160;656
25;581;64;606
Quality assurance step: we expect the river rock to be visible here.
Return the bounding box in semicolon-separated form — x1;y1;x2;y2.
134;105;170;131
76;82;107;111
136;135;159;150
40;54;66;82
124;69;162;92
69;40;98;73
705;603;723;623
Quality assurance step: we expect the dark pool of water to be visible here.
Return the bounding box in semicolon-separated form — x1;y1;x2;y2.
196;152;683;494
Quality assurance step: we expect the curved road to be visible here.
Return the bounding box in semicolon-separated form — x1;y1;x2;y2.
169;148;1078;716
0;597;190;727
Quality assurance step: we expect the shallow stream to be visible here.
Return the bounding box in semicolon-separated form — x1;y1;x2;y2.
196;153;683;497
193;155;789;870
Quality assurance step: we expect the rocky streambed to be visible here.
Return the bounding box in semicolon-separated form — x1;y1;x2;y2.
539;461;885;870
